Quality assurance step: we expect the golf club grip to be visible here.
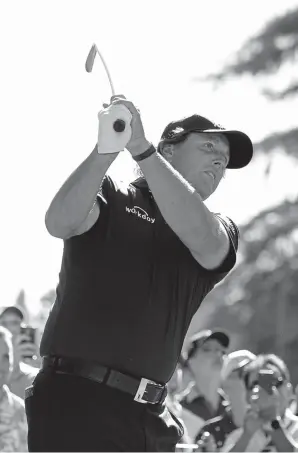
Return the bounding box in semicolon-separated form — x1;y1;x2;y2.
113;119;126;132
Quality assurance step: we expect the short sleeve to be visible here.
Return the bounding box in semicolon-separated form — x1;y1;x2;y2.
97;175;117;206
207;214;239;276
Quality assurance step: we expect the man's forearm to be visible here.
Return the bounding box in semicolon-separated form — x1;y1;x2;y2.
224;430;253;452
45;145;117;237
271;426;297;452
138;150;222;254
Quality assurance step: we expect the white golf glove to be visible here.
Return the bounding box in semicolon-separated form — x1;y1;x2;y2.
97;104;132;154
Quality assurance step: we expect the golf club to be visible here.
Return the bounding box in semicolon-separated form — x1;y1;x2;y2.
85;44;127;132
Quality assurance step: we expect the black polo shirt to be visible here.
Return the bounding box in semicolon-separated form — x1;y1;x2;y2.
180;389;229;422
179;388;230;442
40;176;238;384
195;408;237;450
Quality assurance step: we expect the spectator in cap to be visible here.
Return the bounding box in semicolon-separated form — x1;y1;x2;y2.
178;329;230;443
195;349;256;451
0;307;39;399
0;307;25;337
222;354;298;452
0;326;27;452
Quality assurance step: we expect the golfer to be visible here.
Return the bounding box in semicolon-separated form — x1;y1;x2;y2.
25;95;253;452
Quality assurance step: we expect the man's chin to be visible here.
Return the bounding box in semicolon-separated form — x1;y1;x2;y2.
198;190;213;201
212;362;224;371
192;183;214;201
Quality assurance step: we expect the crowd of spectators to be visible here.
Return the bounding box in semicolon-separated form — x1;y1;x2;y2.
0;306;39;451
169;330;298;452
0;305;296;452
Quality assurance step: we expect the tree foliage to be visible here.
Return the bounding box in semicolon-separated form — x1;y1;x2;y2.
188;9;298;382
40;289;56;308
14;289;30;324
202;7;298;88
195;6;298;162
254;128;298;158
189;198;298;384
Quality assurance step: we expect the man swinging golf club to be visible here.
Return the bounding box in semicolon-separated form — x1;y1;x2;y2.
24;48;253;453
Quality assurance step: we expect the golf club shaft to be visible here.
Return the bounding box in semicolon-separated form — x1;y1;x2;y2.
93;45;115;96
86;44;127;132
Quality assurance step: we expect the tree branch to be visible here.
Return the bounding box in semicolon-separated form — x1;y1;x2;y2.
262;81;298;100
199;8;298;83
253;128;298;158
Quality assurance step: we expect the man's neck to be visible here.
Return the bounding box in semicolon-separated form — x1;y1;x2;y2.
192;374;221;410
229;399;247;427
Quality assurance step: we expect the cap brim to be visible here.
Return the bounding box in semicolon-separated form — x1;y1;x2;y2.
0;306;24;320
208;331;230;348
201;129;254;169
236;357;252;369
183;329;230;364
222;357;251;380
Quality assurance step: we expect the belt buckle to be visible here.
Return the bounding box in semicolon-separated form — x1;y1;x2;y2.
134;377;162;404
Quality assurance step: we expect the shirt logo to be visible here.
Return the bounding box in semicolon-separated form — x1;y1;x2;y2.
125;206;155;224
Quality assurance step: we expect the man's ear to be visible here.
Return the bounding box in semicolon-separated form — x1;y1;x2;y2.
160;143;174;162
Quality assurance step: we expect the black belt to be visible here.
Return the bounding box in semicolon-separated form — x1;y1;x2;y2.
41;356;167;405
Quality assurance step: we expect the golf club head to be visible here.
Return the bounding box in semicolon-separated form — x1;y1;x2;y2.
85;44;97;73
85;43;122;130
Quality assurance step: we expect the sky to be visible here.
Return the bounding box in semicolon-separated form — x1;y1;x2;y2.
0;0;297;315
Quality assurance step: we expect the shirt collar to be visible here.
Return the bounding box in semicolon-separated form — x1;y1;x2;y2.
185;385;227;406
131;177;149;190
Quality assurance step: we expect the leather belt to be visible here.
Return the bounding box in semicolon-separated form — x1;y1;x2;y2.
41;356;167;405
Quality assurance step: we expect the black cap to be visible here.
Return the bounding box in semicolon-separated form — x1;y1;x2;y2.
159;114;253;169
0;306;24;321
184;329;230;363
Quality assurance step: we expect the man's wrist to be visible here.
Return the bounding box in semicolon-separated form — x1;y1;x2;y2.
92;145;119;162
243;426;258;437
236;429;254;450
128;139;152;157
133;144;156;162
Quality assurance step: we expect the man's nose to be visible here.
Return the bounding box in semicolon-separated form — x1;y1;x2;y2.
215;350;224;358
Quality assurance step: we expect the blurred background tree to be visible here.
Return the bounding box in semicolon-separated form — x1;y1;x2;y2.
187;6;298;384
14;289;30;324
32;289;56;334
199;5;298;161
